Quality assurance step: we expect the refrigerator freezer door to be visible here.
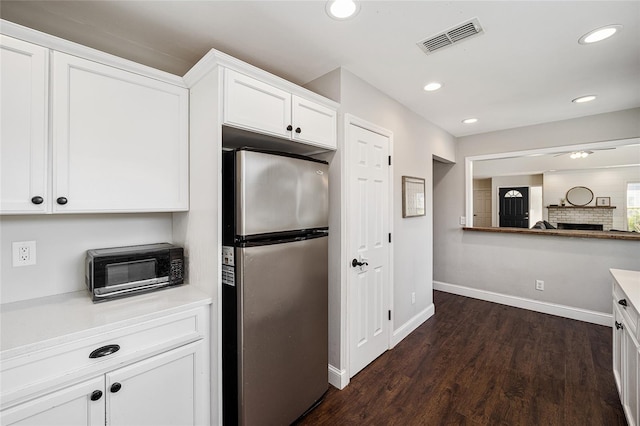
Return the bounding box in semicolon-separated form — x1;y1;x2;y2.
237;236;328;426
237;150;328;236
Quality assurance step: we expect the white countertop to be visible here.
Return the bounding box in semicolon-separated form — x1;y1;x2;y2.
0;285;212;358
611;269;640;310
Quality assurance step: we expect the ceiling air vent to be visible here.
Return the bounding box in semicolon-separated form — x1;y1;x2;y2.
417;18;484;55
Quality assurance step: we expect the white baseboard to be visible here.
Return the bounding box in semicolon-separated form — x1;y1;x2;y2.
328;364;348;390
433;281;612;327
391;304;435;347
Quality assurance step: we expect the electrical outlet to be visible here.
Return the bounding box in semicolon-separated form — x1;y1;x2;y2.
459;216;466;225
13;241;36;267
411;292;416;304
535;280;544;291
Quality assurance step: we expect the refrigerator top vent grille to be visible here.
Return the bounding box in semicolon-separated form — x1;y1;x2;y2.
417;18;484;55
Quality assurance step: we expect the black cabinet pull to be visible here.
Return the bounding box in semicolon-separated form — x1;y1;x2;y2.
618;299;628;307
110;382;122;393
90;390;103;401
89;344;120;359
56;197;68;205
295;127;302;134
286;125;293;131
615;321;623;330
31;196;44;205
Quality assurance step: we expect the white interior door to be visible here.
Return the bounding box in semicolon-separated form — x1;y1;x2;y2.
347;122;391;378
473;189;492;227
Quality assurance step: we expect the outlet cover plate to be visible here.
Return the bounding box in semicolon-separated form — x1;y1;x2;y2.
12;241;36;267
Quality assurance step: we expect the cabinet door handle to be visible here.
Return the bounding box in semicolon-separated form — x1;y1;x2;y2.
295;127;302;134
110;382;122;393
31;196;44;205
56;197;68;205
89;344;120;358
615;321;623;330
90;390;103;401
286;125;293;131
618;299;628;307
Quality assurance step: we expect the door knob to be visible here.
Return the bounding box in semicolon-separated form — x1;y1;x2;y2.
90;390;103;401
110;382;122;393
618;299;628;307
352;258;369;268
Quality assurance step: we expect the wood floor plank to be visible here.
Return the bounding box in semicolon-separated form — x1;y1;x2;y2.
296;291;626;425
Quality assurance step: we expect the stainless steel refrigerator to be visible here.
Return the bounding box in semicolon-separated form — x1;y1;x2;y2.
222;148;329;426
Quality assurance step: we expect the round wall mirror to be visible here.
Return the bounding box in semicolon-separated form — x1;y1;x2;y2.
566;186;594;206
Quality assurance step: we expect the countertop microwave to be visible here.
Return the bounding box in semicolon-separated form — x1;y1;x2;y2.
85;243;184;302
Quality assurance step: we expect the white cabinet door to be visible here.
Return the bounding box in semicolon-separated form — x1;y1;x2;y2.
106;341;207;426
623;327;639;426
0;376;104;426
51;52;189;213
614;307;624;396
291;95;337;149
224;69;292;138
0;35;49;214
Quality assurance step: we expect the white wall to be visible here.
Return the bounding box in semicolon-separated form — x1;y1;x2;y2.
434;108;640;316
306;68;456;372
1;214;173;303
543;166;640;229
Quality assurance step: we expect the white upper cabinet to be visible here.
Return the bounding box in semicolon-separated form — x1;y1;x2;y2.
51;52;189;213
224;70;291;139
0;35;49;214
223;69;337;150
291;95;337;148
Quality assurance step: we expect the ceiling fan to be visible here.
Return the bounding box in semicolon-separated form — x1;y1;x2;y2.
552;147;616;158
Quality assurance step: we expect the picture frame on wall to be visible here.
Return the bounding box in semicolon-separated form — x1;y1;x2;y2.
402;176;426;218
596;197;611;206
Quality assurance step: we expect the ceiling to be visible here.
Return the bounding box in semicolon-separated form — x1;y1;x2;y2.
1;1;639;137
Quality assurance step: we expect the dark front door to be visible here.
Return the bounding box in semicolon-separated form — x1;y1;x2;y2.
499;187;529;228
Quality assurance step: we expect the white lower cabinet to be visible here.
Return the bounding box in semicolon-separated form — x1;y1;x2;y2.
1;377;104;426
107;341;205;426
612;271;640;426
2;341;205;426
1;302;210;426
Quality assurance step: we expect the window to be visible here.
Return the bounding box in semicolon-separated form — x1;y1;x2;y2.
504;190;523;198
628;182;640;232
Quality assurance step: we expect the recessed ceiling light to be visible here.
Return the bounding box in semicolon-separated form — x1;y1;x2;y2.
462;118;478;124
570;151;592;159
578;25;622;44
423;82;443;92
326;0;359;20
572;95;597;103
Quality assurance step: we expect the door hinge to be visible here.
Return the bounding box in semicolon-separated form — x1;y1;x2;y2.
388;156;391;166
388;233;392;243
388;310;391;321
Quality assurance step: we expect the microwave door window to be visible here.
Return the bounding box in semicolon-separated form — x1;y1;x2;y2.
106;259;157;286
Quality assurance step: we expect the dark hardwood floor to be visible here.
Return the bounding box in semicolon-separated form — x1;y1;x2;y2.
297;291;626;425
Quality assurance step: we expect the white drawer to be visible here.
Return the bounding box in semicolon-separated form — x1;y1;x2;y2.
1;307;206;409
614;280;639;337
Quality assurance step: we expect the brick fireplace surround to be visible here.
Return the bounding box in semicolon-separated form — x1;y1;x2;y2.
547;206;615;231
